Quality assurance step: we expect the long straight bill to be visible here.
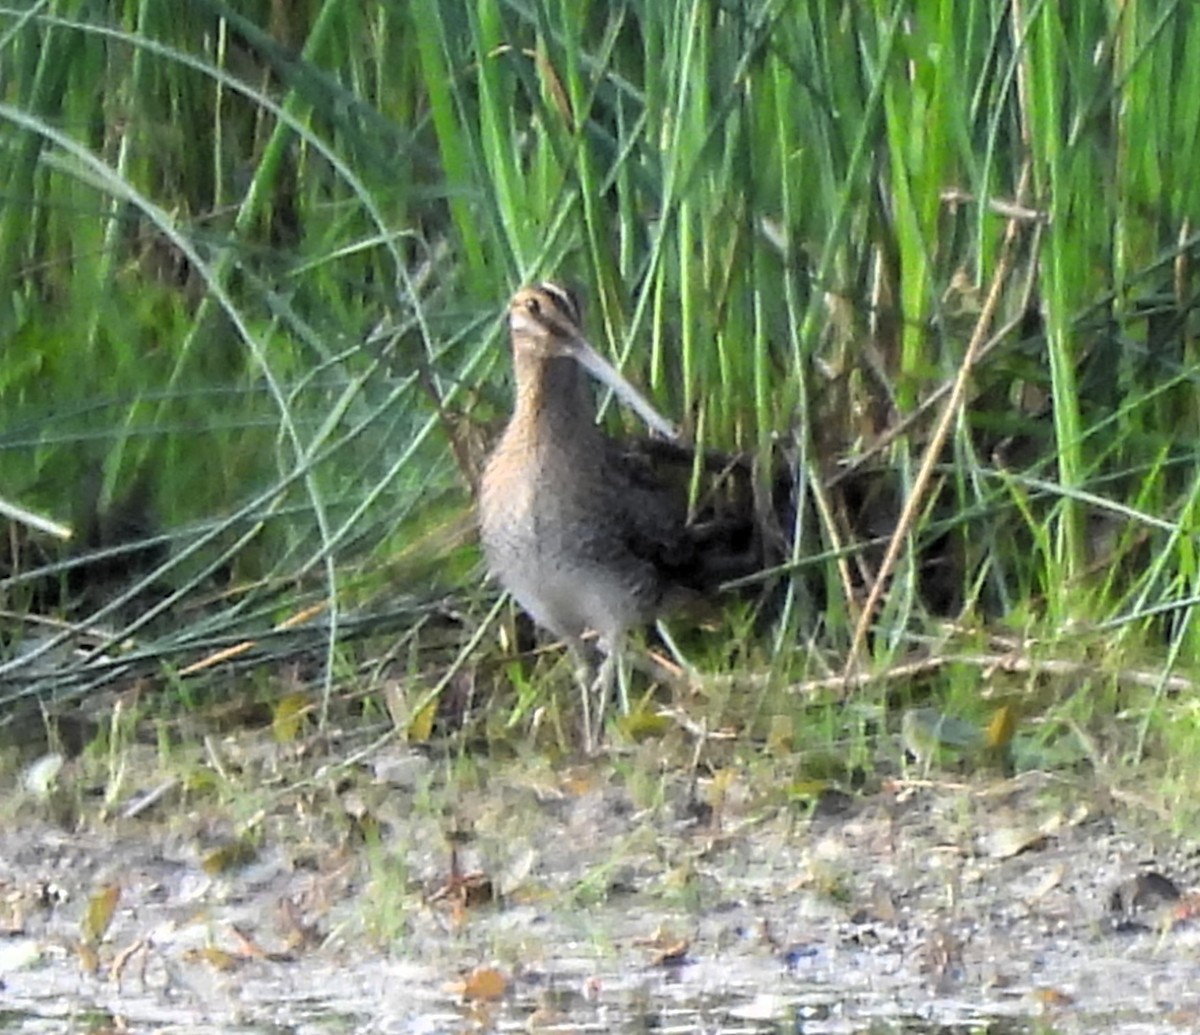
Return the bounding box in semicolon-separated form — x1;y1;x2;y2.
569;340;679;441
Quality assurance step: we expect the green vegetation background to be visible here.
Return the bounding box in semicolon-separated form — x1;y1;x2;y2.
1;1;1198;788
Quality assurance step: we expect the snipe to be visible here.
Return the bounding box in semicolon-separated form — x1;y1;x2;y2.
479;282;750;746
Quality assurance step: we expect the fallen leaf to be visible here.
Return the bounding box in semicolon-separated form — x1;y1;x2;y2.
460;964;507;1001
272;692;311;743
80;883;120;946
985;703;1018;750
1033;987;1075;1008
76;941;100;975
635;925;691;967
984;824;1051;860
202;838;258;875
407;696;438;743
648;938;690;967
616;707;669;740
186;946;242;972
765;714;793;755
110;937;148;985
787;779;832;801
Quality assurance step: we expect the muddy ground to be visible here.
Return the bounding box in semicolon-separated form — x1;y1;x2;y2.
0;730;1197;1034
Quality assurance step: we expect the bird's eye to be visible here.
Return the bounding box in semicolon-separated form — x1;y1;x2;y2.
525;297;541;316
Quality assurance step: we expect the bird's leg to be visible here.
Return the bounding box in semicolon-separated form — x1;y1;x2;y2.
589;635;633;750
589;651;615;748
565;637;629;753
566;641;600;752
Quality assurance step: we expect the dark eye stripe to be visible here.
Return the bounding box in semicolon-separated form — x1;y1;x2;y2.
537;281;581;328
